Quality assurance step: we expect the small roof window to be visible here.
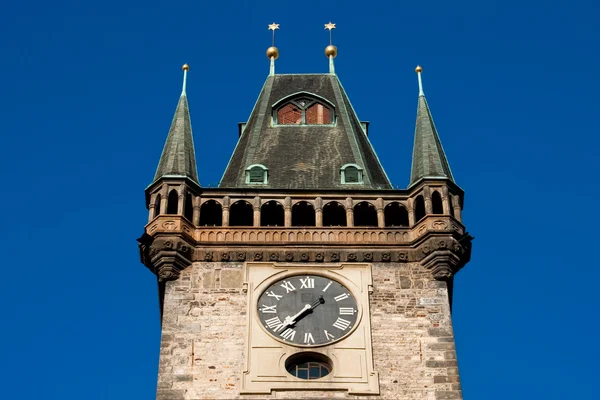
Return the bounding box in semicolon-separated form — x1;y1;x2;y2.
246;164;268;184
341;163;363;184
274;96;334;125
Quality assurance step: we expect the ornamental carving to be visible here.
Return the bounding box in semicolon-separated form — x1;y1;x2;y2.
300;253;309;262
330;252;340;262
221;252;230;261
397;252;408;261
432;220;448;230
363;252;373;261
347;253;357;262
204;252;213;261
162;221;177;230
285;252;294;261
254;252;263;261
269;253;279;261
382;252;391;262
315;252;324;262
237;252;246;261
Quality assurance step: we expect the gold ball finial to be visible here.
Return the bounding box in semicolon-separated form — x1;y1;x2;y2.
266;46;279;60
415;65;422;73
325;45;338;58
182;64;190;71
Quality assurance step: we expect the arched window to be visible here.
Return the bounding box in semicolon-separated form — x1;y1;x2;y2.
275;97;333;125
415;195;426;222
292;201;316;226
341;164;363;184
384;202;409;227
261;201;284;226
323;202;346;227
199;200;222;226
184;193;194;222
432;191;443;214
230;200;253;226
353;202;378;227
167;190;178;215
154;194;162;218
305;103;331;124
246;164;268;184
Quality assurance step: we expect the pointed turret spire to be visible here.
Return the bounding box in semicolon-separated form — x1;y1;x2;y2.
153;64;199;184
409;66;454;187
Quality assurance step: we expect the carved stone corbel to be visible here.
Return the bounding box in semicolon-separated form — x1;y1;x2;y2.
138;234;194;282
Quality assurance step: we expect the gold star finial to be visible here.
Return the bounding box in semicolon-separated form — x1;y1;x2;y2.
268;22;280;46
324;22;336;45
324;22;336;31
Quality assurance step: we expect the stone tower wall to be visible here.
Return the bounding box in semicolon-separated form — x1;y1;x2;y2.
157;261;461;400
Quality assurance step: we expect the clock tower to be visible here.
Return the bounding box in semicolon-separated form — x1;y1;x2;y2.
138;30;472;400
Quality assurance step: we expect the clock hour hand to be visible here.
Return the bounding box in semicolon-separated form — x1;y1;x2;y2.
285;297;325;326
283;304;312;327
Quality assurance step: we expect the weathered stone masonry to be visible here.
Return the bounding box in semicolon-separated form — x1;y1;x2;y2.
156;261;461;400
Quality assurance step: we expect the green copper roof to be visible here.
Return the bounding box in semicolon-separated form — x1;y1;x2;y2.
409;95;454;186
153;94;199;184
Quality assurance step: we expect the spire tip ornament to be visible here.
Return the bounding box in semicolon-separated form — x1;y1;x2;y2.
324;22;337;74
415;65;424;97
267;23;280;75
181;64;189;95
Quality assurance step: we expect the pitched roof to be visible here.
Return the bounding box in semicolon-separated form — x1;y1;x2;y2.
219;74;391;190
409;94;454;186
153;94;199;184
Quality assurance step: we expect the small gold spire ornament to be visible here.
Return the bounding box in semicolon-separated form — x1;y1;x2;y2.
415;65;422;73
182;64;190;71
324;22;337;59
267;22;280;60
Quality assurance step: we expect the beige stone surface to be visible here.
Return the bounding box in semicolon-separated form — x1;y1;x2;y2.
156;261;461;399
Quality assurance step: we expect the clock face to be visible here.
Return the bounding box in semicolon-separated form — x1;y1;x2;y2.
257;274;359;346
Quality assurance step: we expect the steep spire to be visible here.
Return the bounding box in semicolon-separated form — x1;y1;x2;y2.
153;64;199;184
409;66;454;187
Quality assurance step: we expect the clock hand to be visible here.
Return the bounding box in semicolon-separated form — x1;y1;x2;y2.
285;297;325;326
283;304;312;327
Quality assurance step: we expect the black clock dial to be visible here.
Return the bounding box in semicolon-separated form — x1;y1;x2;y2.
257;275;358;346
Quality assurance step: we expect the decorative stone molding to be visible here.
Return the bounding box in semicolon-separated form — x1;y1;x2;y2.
137;233;194;282
417;234;473;280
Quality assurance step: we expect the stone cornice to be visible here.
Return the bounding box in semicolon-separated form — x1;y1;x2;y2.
139;215;472;282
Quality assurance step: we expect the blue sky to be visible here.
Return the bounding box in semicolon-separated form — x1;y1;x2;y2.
1;0;599;398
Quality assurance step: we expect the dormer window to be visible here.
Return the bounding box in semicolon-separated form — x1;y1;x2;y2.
246;164;268;184
341;164;363;184
274;96;333;125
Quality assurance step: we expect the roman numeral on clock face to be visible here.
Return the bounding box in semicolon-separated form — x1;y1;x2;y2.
266;291;282;301
280;328;296;341
260;304;277;313
264;316;285;332
299;277;315;289
324;330;335;341
339;307;355;315
332;317;351;331
303;332;315;344
280;280;296;293
334;293;349;302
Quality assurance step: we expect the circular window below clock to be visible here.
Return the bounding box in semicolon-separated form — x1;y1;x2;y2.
285;352;332;380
